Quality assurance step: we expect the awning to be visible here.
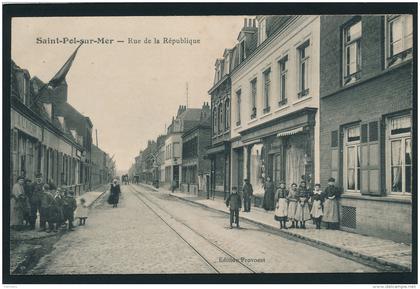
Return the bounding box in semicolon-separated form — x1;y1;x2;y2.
277;126;304;137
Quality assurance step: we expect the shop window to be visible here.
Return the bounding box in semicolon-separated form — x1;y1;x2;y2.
263;68;271;113
278;55;288;106
386;15;413;67
388;115;412;194
344;126;361;192
250;78;257;119
343;19;362;85
297;40;310;98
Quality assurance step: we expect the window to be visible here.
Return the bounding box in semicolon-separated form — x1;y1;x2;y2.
279;55;288;106
344;126;361;192
388;115;411;194
224;98;230;130
250;78;257;119
343;20;362;85
387;15;413;67
258;18;267;44
263;68;271;113
297;41;310;97
224;54;230;75
213;107;218;134
236;90;241;126
218;103;224;133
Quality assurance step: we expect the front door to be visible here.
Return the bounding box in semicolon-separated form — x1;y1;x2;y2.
173;165;179;188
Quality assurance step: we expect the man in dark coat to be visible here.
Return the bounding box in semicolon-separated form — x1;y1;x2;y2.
31;173;44;230
226;186;242;229
263;177;275;211
242;179;253;212
62;190;77;231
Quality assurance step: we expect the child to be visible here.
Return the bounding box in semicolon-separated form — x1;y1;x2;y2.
75;198;88;226
311;183;324;229
63;190;77;231
225;186;241;229
274;181;289;229
54;188;65;229
287;183;298;228
45;186;60;233
294;180;311;229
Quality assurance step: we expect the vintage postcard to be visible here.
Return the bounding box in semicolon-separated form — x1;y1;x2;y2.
3;3;416;285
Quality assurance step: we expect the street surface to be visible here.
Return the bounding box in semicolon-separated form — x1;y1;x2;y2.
30;184;377;274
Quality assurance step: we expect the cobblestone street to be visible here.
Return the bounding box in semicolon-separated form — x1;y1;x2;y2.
29;185;377;274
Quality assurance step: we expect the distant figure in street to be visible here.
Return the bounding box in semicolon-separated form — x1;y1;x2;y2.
75;197;88;226
274;181;289;229
262;177;275;211
171;179;177;193
63;190;77;231
311;184;324;229
294;180;311;229
242;179;253;212
11;176;26;229
287;183;298;228
108;179;121;208
323;177;341;229
225;186;241;229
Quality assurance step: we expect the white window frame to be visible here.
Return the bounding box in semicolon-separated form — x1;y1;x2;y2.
343;125;361;193
343;19;362;86
250;78;257;118
297;40;310;98
278;55;288;106
386;115;412;195
263;68;271;113
385;14;413;67
236;89;241;126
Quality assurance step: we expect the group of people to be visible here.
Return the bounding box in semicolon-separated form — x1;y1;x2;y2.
10;173;88;232
226;177;341;230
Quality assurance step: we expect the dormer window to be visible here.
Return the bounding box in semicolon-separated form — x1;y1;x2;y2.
43;103;52;119
239;41;246;62
58;116;66;130
224;54;230;75
258;17;267;44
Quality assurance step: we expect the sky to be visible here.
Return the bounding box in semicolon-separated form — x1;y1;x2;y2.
11;16;246;172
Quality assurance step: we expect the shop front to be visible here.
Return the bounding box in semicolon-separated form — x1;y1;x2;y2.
238;108;317;205
207;141;230;199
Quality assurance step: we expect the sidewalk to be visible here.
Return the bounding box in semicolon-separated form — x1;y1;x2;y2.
140;183;412;272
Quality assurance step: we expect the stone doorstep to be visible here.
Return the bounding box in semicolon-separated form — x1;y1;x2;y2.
166;191;412;272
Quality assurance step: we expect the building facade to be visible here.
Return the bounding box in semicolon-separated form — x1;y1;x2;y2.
229;16;321;204
180;104;211;195
319;15;413;243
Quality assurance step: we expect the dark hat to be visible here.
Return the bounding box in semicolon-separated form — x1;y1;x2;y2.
279;180;286;185
232;186;238;190
35;173;42;178
300;180;306;184
328;177;335;182
291;183;297;186
17;176;25;181
68;190;75;196
244;178;249;182
314;183;321;187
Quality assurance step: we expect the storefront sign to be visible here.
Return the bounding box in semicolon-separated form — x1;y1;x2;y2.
11;109;42;140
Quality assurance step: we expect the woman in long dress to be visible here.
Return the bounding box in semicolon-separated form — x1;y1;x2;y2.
262;177;275;211
294;180;311;229
108;179;121;208
287;183;298;228
323;177;341;229
11;176;26;229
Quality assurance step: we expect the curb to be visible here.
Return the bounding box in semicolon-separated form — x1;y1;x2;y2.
166;191;411;272
86;187;109;208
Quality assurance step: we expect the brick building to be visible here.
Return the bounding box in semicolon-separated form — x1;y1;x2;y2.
319;15;413;242
180;103;211;195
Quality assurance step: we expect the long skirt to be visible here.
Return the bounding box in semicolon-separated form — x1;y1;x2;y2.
47;206;61;223
263;191;275;210
287;200;297;220
311;200;323;218
323;198;339;223
108;193;119;205
295;202;311;221
274;198;288;220
10;198;24;226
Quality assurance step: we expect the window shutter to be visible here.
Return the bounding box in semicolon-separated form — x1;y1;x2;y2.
369;121;379;142
331;130;338;147
361;124;368;143
367;120;383;196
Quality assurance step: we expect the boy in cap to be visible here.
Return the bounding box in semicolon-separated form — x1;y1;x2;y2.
31;173;44;230
225;186;242;229
63;190;77;231
39;184;54;232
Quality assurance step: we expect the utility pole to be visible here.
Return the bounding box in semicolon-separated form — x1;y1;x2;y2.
95;129;98;147
186;82;189;108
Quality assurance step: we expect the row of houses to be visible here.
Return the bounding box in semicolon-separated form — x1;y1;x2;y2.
132;14;413;243
10;60;115;194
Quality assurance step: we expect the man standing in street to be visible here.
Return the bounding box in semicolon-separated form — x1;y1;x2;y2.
31;173;44;231
242;179;253;212
225;186;241;229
